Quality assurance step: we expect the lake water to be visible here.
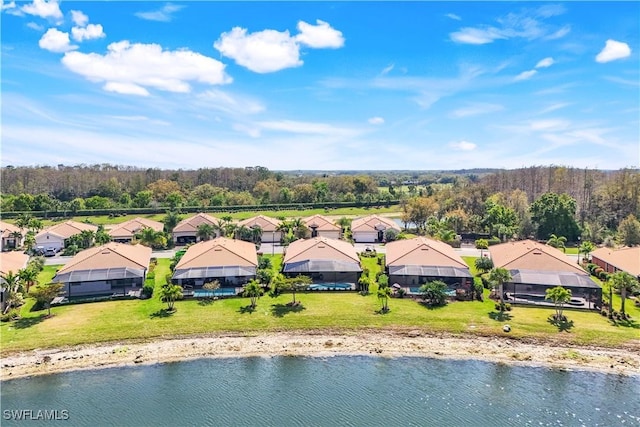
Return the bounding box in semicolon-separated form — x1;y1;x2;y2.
1;356;639;426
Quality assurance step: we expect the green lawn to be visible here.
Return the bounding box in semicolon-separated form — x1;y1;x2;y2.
2;257;639;355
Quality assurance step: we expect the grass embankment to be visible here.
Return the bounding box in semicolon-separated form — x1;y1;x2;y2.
33;206;402;227
2;257;639;355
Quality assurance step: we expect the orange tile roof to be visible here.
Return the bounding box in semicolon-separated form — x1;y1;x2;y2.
175;237;258;269
385;237;468;268
36;221;98;240
0;251;30;275
0;221;22;238
55;243;152;274
303;214;340;232
351;215;401;233
237;215;281;232
489;239;586;275
283;237;360;264
108;217;164;238
591;246;640;277
173;213;219;233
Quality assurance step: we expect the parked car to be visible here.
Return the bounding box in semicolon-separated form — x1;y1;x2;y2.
43;248;57;257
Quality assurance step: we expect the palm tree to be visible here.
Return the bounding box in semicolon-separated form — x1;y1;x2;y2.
235;224;251;241
159;283;183;311
437;228;457;243
1;271;24;314
95;225;112;245
286;275;311;306
243;279;263;309
250;225;263;246
28;218;44;234
197;223;216;241
18;267;38;293
15;213;32;230
578;241;595;264
136;227;167;249
545;286;571;321
23;232;36;254
163;210;182;234
79;229;96;248
546;234;567;253
474;256;494;275
377;285;391;312
609;271;639;317
337;217;351;236
488;267;512;312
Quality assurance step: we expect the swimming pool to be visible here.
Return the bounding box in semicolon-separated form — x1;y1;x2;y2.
193;288;238;298
408;288;457;296
308;283;354;291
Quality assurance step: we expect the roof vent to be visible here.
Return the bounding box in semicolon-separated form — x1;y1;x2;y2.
101;250;111;255
533;251;542;255
317;245;326;248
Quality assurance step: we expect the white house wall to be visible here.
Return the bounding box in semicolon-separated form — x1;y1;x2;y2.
353;231;378;243
35;234;65;251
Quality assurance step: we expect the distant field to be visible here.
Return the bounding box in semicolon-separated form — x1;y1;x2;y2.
2;256;638;354
31;206;403;227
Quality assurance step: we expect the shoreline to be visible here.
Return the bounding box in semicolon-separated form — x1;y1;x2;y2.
2;331;639;380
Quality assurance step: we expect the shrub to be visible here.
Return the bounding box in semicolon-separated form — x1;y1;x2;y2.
594;267;604;276
494;302;512;311
487;236;502;246
142;283;154;298
1;309;20;322
586;263;597;274
395;288;406;298
598;271;609;281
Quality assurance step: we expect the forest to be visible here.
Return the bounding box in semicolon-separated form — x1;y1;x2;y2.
1;165;639;245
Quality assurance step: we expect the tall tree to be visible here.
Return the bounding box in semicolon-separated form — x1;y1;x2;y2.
163;210;182;234
609;272;639;317
377;285;391;312
196;223;216;241
489;268;512;312
530;192;580;241
545;286;572;322
18;267;38;293
617;214;640;246
243;279;263;309
158;283;183;311
578;241;595;264
1;271;24;314
30;282;64;316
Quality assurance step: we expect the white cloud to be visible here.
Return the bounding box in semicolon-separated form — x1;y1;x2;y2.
2;0;17;11
529;119;570;131
71;23;105;42
515;69;537;81
21;0;62;21
450;27;504;45
295;19;344;48
257;120;364;138
535;57;554;68
368;117;384;125
445;13;461;21
380;64;394;76
538;102;571;115
544;25;571;40
61;41;231;96
39;28;77;53
135;3;185;22
214;27;302;73
26;22;44;31
450;6;569;45
450;140;477;151
195;89;265;115
596;39;631;63
70;10;88;26
450;102;504;118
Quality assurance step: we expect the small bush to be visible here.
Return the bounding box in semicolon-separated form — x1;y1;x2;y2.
487;236;501;246
594;267;604;276
0;309;20;322
598;271;609;281
142;283;154;298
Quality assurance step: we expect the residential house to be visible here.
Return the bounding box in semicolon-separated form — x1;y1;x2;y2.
35;221;98;252
0;251;30;312
351;215;401;243
237;215;282;243
489;240;601;309
0;221;23;251
282;237;362;287
52;243;152;298
591;246;640;280
108;217;164;243
385;237;472;296
171;237;258;291
303;214;341;240
172;213;220;245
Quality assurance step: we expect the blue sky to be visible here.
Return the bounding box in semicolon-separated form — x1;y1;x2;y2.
2;1;638;170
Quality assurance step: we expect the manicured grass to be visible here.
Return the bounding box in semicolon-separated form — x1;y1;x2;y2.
2;258;639;354
35;206;403;227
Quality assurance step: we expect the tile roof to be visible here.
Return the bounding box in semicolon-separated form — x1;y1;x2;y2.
591;246;640;277
303;214;340;232
385;237;468;268
283;237;360;264
351;215;401;233
489;239;586;275
173;213;219;233
237;215;281;232
36;221;98;240
55;243;152;274
0;251;30;275
0;221;22;239
174;237;258;269
108;217;164;238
